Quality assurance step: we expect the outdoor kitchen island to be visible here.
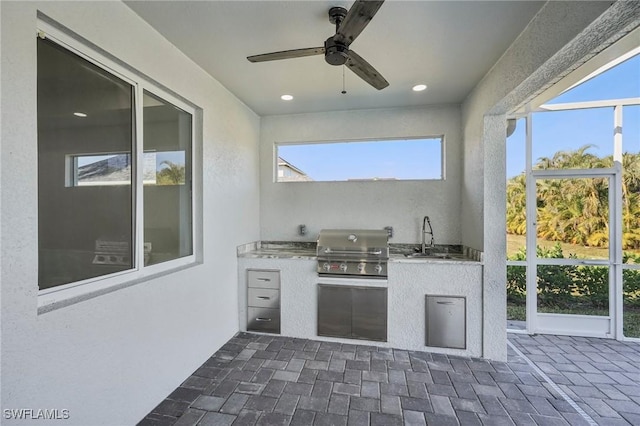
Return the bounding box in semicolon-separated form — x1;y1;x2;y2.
237;241;484;358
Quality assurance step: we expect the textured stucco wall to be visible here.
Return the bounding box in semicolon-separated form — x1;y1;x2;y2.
387;261;482;357
460;0;640;361
0;2;260;425
259;106;462;245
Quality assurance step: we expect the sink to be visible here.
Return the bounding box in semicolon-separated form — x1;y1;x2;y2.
405;252;452;259
403;251;468;260
389;245;468;260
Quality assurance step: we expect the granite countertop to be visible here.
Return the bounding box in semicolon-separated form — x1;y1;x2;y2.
238;241;482;263
237;241;317;259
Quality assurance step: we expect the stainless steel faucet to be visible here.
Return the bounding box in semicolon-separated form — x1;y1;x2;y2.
422;216;434;254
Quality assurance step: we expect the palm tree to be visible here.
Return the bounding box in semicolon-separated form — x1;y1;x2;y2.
156;160;185;185
507;145;640;250
506;173;527;235
621;153;640;249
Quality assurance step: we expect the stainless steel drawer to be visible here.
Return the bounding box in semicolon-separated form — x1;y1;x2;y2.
248;288;280;309
247;270;280;289
248;307;280;334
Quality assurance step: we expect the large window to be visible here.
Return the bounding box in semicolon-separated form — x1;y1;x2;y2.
276;137;443;182
37;31;195;292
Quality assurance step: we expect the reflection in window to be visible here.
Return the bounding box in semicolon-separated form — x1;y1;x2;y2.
153;151;187;186
143;91;192;266
68;153;131;186
67;151;186;187
37;37;134;289
276;137;443;182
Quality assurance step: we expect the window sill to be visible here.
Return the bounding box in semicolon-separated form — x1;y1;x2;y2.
37;258;200;315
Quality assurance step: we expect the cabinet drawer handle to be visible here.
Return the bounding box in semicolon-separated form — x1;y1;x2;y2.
437;301;454;305
257;278;271;282
256;296;271;300
255;317;272;322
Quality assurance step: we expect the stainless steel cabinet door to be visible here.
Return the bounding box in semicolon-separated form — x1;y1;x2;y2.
352;287;387;341
318;285;352;338
426;296;466;349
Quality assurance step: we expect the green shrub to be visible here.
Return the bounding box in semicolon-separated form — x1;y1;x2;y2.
507;244;640;309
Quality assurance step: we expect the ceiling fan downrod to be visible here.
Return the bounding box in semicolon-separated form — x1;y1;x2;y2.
328;6;347;31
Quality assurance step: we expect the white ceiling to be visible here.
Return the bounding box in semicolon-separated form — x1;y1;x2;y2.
125;1;545;116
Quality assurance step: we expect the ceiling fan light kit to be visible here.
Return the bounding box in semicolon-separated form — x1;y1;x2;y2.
324;37;349;66
247;0;389;91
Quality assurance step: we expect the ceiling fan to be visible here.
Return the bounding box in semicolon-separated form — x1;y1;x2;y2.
247;0;389;90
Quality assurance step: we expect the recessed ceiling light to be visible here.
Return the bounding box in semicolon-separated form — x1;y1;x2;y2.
280;95;293;101
412;84;427;92
73;112;88;117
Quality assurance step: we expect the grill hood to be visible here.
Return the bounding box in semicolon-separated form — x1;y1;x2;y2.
317;229;389;259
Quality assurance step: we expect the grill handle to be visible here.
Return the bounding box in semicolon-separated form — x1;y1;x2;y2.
323;248;383;256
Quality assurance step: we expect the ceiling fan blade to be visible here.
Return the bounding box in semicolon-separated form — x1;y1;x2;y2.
247;47;325;63
334;0;385;46
346;50;389;90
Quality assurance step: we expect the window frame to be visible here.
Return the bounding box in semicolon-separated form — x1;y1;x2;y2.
37;21;198;308
273;136;446;183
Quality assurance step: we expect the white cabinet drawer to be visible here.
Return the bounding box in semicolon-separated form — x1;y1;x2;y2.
248;288;280;309
248;270;280;289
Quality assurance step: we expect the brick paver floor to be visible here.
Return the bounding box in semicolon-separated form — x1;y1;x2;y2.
138;332;639;425
508;333;640;426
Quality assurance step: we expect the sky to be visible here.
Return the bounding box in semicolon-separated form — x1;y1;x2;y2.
279;138;442;181
507;53;640;178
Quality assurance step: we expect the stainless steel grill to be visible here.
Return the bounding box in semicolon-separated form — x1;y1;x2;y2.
317;229;389;278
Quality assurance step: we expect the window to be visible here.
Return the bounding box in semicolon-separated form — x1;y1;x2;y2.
275;137;443;182
37;31;195;292
142;91;193;266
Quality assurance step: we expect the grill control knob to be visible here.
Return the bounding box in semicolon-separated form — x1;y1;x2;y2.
357;263;366;272
339;263;348;272
323;263;331;272
374;264;383;274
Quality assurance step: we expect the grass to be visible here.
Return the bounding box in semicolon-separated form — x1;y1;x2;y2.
507;303;640;338
507;233;640;259
507;234;610;259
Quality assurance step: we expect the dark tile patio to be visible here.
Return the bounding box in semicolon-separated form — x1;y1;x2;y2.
138;333;640;425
